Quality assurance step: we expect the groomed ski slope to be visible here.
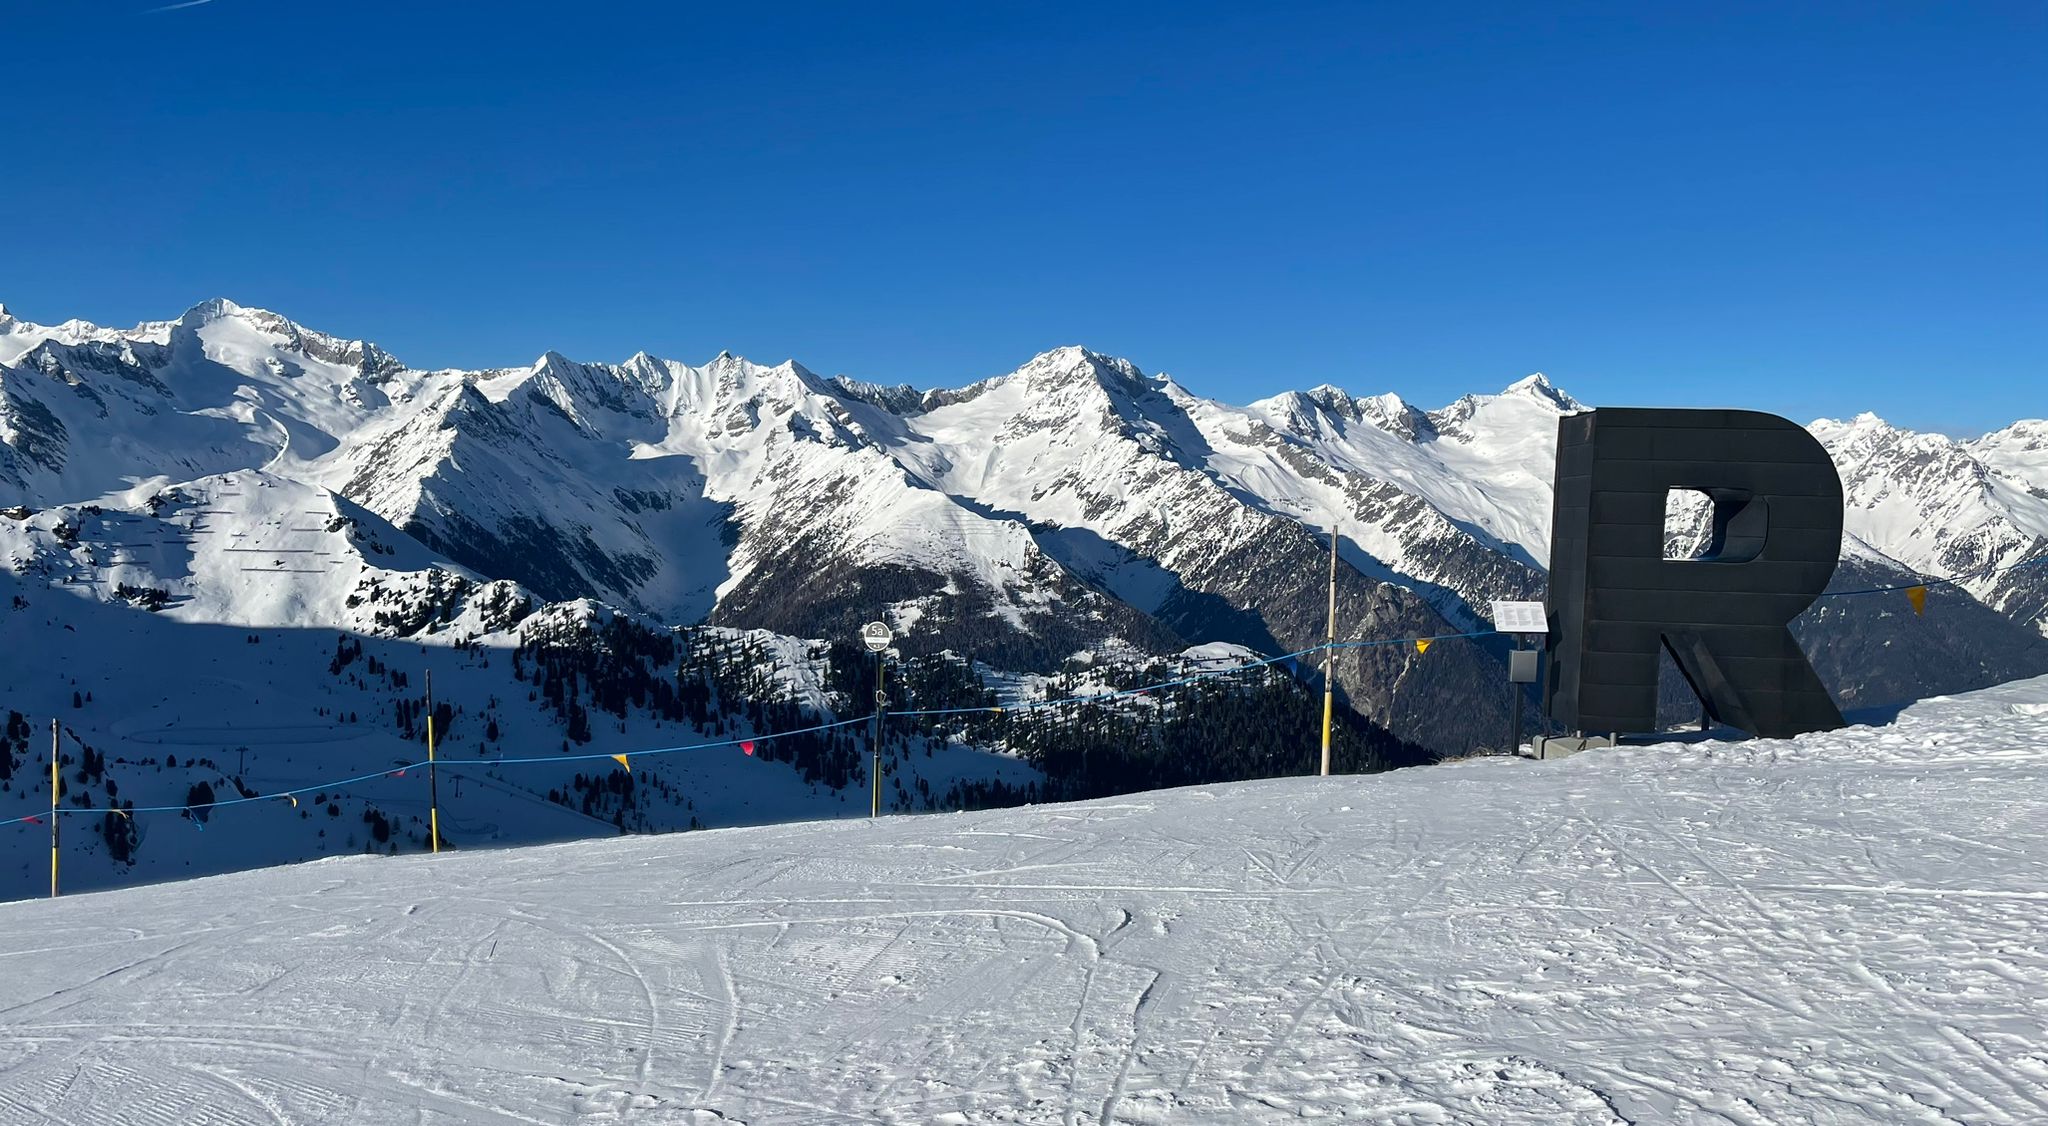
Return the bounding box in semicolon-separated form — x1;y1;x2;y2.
3;680;2046;1124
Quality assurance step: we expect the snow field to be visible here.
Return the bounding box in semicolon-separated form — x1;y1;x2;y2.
1;676;2044;1123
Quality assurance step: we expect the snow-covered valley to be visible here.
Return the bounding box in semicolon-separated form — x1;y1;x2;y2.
2;675;2044;1123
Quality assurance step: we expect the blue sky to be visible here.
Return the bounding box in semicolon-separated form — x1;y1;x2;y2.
3;2;2041;431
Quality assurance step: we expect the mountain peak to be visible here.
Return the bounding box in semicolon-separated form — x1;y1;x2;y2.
708;349;759;372
1303;382;1351;407
1980;418;2048;442
173;297;296;339
178;297;246;324
1812;411;1900;435
1014;346;1149;395
1276;385;1433;440
1500;372;1581;411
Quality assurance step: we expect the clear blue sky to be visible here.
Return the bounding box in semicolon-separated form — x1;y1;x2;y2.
4;1;2041;431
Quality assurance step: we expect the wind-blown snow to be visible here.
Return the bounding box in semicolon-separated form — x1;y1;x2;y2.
4;676;2045;1123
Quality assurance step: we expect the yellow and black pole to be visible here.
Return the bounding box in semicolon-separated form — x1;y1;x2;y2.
1319;525;1338;777
859;620;892;817
425;669;441;854
49;718;59;898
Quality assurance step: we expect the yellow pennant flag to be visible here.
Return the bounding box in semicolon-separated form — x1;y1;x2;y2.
284;794;298;808
1414;638;1433;655
611;754;630;772
1906;585;1927;615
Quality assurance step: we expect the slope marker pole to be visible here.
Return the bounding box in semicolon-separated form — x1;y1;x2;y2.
860;621;891;818
49;719;59;898
871;654;885;818
425;670;441;853
1320;524;1338;777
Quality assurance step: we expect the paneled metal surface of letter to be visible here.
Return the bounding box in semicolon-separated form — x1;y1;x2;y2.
1544;408;1845;738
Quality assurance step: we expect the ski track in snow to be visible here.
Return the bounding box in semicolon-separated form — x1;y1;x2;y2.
2;679;2047;1123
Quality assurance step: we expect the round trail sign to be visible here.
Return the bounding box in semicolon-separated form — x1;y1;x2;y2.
861;621;891;652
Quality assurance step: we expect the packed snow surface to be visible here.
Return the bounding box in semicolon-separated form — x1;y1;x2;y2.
3;678;2047;1123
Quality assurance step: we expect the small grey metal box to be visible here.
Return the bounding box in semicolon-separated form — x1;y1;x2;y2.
1508;650;1540;683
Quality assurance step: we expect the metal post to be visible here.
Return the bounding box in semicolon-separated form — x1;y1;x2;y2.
425;670;441;853
1319;525;1337;776
870;653;885;817
1509;638;1524;756
49;719;59;899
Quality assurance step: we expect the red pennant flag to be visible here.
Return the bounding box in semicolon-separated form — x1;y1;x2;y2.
22;815;42;825
391;769;407;777
741;740;756;756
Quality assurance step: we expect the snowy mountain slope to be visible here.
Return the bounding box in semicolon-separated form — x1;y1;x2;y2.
3;675;2044;1124
0;470;533;635
894;347;1517;746
885;346;2045;734
612;353;1163;664
0;304;1468;747
1224;372;1575;570
1178;376;1557;623
3;298;2045;758
0;484;1040;902
0;299;401;504
314;363;740;621
1972;419;2048;483
1814;413;2048;634
1231;377;2048;650
895;347;1545;623
217;322;1154;663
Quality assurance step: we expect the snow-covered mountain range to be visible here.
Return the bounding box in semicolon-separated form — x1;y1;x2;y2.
1;297;2044;897
5;298;2043;684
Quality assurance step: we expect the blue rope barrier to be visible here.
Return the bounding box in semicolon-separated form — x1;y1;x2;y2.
1329;629;1495;651
3;715;875;825
472;715;871;767
1817;553;2048;599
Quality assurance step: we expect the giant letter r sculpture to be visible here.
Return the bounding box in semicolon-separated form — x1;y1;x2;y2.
1544;408;1846;738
